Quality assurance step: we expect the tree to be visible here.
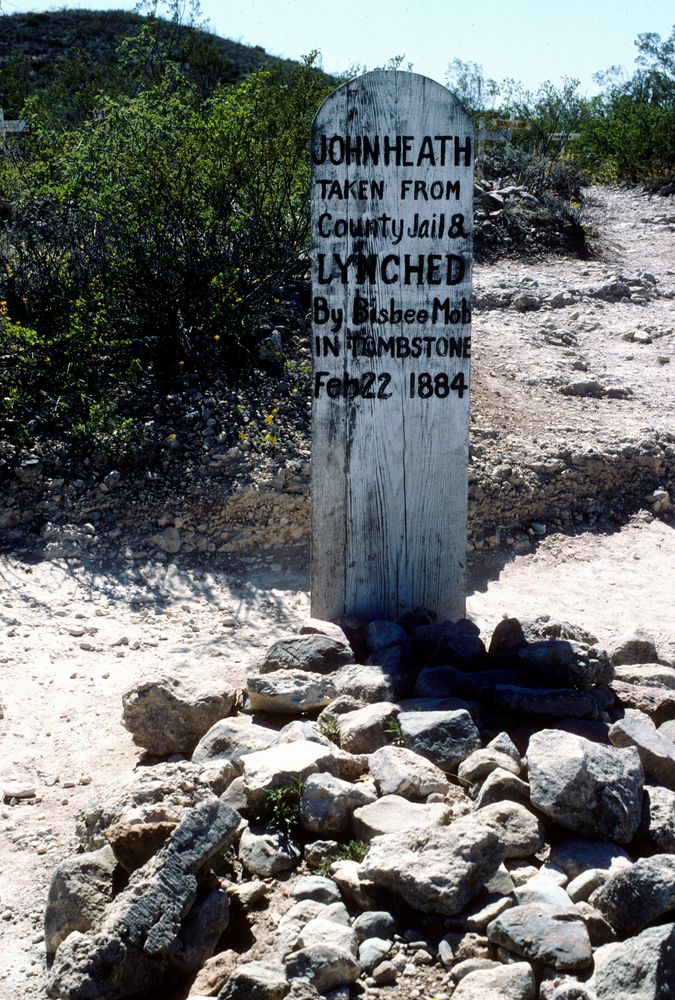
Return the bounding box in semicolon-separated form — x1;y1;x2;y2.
445;58;499;115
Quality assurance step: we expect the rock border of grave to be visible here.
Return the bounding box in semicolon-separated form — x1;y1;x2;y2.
43;613;675;1000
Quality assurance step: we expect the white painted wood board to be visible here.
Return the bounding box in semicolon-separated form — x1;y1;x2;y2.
310;71;474;622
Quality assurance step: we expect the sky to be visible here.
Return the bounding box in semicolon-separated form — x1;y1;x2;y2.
2;0;673;95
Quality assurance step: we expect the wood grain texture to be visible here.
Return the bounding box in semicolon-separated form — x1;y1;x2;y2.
310;71;473;622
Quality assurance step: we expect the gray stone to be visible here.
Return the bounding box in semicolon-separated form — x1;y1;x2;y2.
494;686;599;719
304;840;339;870
560;380;604;398
44;846;117;955
364;621;407;650
474;801;545;859
299;772;376;836
360;815;505;915
458;748;522;785
517;640;613;688
566;869;610;903
329;860;379;910
259;636;354;675
295;918;357;957
452;961;536;999
239;828;301;877
276;900;346;952
371;960;398;985
487;732;523;766
192;716;277;767
474;768;531;810
658;719;675;743
368;745;450;800
549;979;596;1000
284;944;361;993
122;676;236;756
337;702;399;754
609;715;675;789
220;776;247;812
76;761;230;851
513;291;542;312
592;922;675;999
609;630;659;666
217;959;289;1000
411;618;485;666
451;957;502;981
635;784;675;855
48;801;239;999
398;709;481;772
527;730;643;843
292;876;342;905
574;901;616;946
549;838;632;880
353;794;450;838
615;665;675;690
590;855;675;936
487;904;592;971
352;911;396;942
358;937;392;971
191;949;238;997
612;681;675;725
334;663;406;703
277;721;334;746
514;876;576;912
242;741;340;809
298;619;351;647
247;670;336;714
489;616;598;654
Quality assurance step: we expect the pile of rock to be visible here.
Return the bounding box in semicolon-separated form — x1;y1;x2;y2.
44;613;675;999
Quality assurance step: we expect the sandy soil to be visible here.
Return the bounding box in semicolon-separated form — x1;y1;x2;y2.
0;184;673;999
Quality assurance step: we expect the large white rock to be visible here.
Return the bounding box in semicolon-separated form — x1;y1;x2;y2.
241;741;340;808
452;961;536;999
527;730;643;843
246;669;336;714
121;676;236;755
337;702;399;754
44;846;117;955
473;801;544;859
299;772;376;836
368;745;450;800
592;922;675;999
360;815;505;915
609;715;675;789
353;794;451;839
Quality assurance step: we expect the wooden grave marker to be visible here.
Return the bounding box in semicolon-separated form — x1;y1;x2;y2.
310;71;474;622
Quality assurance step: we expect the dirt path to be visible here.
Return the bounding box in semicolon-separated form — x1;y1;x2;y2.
0;185;673;999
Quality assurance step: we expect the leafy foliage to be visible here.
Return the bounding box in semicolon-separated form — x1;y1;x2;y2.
0;38;331;465
256;778;305;833
448;27;675;185
316;840;370;877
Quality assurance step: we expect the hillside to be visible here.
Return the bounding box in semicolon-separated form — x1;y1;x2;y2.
0;8;301;114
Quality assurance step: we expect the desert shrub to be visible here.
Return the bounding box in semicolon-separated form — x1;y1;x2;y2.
0;53;330;465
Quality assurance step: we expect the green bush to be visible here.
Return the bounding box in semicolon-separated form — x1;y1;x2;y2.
0;53;330;465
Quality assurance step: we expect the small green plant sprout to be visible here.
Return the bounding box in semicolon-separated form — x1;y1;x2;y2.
316;840;369;878
259;777;304;833
385;717;405;746
317;712;341;745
